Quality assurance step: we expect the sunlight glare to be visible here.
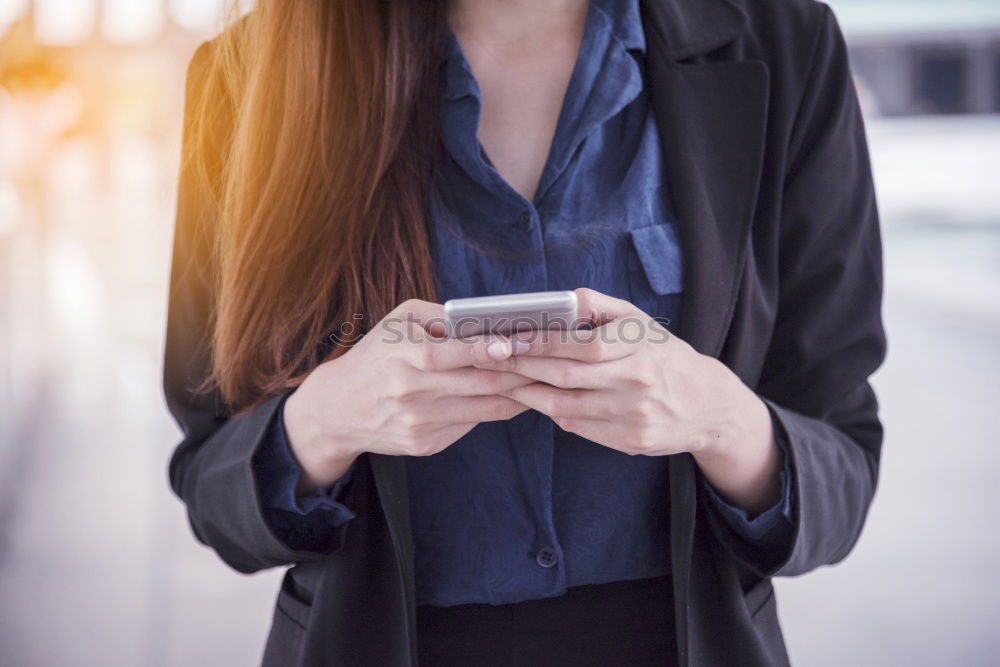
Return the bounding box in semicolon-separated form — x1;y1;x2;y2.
35;0;96;45
102;0;164;44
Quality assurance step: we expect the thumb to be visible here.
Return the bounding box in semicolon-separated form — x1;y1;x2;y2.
573;287;644;326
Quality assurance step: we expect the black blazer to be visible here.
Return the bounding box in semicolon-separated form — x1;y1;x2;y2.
164;0;887;664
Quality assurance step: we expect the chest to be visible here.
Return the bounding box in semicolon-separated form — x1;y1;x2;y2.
451;9;586;203
468;48;579;203
429;101;683;333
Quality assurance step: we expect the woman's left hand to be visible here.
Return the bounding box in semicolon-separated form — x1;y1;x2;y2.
480;288;784;515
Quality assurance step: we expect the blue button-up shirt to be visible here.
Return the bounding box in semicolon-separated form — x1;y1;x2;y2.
254;0;793;608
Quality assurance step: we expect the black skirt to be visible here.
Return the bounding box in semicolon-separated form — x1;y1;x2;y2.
416;574;678;666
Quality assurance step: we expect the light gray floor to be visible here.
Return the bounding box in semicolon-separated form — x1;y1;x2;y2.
0;119;997;666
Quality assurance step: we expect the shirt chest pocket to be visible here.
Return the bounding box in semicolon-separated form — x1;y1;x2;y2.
626;222;684;334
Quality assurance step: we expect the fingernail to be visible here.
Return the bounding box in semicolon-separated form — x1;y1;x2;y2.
486;340;510;360
512;339;531;354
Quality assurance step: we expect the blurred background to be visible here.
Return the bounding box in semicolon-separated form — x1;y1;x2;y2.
0;0;997;665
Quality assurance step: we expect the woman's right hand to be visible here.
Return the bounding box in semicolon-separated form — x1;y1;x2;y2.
283;299;533;493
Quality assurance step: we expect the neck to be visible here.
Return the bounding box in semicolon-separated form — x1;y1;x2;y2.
447;0;589;54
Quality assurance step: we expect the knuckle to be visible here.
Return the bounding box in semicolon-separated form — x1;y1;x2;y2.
395;385;420;404
621;393;655;420
584;342;607;363
396;433;420;454
413;441;438;457
480;357;515;378
492;398;516;420
397;408;424;431
470;371;494;393
412;343;436;371
398;298;421;313
505;355;520;374
554;366;577;388
469;341;492;366
634;425;658;453
402;439;424;456
485;371;512;393
390;299;417;321
555;417;577;434
622;401;643;419
505;398;528;419
545;393;569;416
575;287;597;311
631;365;656;389
384;374;410;401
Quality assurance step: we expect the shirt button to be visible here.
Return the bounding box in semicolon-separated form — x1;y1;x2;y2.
536;546;558;568
518;211;533;231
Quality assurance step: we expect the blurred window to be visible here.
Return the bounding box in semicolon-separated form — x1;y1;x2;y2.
916;49;967;115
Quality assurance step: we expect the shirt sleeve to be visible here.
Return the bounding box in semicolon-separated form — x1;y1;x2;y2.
700;403;796;571
252;392;359;552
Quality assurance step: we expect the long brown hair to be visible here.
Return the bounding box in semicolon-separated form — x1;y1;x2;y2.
193;1;447;411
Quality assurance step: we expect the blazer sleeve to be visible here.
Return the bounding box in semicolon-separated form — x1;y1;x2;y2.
700;407;795;572
749;4;888;578
163;41;352;574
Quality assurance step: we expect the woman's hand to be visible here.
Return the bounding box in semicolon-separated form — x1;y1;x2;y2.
482;288;784;516
283;299;534;493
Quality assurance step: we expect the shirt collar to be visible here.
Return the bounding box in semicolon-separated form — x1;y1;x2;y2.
439;0;647;207
592;0;646;55
442;0;645;102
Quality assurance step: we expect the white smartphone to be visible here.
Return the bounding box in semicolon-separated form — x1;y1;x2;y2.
443;290;581;338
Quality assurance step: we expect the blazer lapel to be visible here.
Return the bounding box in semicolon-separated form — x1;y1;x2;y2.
640;1;769;665
642;11;769;359
368;453;418;663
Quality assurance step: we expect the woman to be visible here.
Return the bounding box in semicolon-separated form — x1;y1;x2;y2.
164;0;886;665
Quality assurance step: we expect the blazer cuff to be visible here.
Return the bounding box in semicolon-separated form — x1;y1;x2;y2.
253;392;358;551
700;403;796;572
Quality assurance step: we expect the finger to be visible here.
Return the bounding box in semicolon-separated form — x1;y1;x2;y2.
500;384;609;419
390;298;444;324
384;298;451;338
573;287;644;326
407;334;517;371
372;300;445;346
475;356;608;389
507;325;640;363
417;367;539;396
430;395;532;423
